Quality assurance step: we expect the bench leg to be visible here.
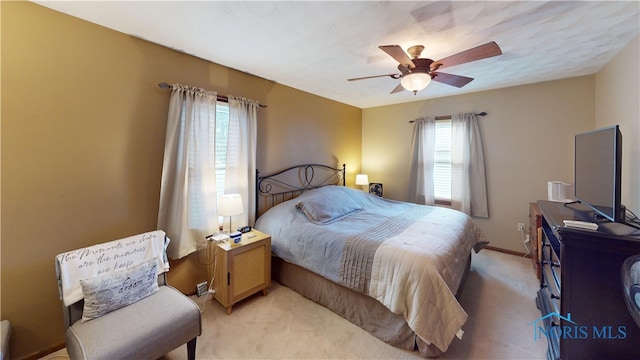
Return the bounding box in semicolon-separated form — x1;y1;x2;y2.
187;337;197;360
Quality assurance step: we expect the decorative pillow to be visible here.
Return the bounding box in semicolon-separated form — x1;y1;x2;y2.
296;188;362;225
80;258;159;323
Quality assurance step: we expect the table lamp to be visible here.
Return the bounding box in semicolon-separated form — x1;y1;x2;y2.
218;194;243;233
355;174;369;190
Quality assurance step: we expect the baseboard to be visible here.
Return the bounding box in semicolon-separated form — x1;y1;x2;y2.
485;245;531;258
21;342;66;360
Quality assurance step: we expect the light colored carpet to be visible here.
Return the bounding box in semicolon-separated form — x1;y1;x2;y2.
43;250;547;360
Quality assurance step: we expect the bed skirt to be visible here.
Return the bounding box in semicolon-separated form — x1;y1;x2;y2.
271;253;472;357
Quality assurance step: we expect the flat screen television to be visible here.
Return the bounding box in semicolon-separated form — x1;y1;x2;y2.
574;125;624;223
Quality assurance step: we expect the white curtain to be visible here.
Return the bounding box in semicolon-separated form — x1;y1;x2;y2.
158;84;219;259
406;116;436;205
451;113;489;217
226;96;259;226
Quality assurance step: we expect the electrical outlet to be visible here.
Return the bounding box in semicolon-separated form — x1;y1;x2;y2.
517;223;525;232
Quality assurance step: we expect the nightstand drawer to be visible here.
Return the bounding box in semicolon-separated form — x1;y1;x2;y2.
529;202;543;279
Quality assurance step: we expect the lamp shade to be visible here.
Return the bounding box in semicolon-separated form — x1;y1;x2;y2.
355;174;369;186
218;194;243;216
400;72;431;93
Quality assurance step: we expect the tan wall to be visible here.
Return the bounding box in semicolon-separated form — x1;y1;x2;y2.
0;2;361;358
257;85;363;184
362;76;596;253
595;35;640;215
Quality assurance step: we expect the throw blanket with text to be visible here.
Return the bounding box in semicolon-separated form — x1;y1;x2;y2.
55;230;170;306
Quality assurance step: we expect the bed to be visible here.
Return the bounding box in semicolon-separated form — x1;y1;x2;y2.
254;164;487;357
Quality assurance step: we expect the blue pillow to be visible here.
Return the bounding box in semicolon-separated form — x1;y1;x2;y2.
295;187;362;225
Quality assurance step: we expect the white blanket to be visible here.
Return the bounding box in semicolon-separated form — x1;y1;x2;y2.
55;230;170;306
369;208;483;352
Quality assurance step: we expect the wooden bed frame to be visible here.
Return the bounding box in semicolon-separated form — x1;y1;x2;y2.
255;163;471;357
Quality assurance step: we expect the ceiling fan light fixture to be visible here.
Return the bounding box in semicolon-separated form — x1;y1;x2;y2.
400;72;431;94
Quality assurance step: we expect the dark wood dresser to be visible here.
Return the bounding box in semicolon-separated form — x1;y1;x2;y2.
535;200;640;360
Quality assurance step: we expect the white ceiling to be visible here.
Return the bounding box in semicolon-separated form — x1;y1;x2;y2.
34;1;639;109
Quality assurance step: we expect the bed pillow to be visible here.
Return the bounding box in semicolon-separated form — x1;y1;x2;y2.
80;258;159;323
296;188;362;224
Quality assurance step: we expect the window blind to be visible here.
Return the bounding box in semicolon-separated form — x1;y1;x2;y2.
434;120;451;201
215;102;230;197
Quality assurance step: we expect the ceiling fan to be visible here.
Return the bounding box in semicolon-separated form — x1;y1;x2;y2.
348;41;502;95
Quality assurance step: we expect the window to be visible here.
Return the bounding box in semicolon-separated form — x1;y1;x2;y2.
407;114;488;217
433;119;452;205
214;102;232;226
214;102;230;197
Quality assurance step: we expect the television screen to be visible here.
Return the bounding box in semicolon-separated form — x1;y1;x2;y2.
574;125;622;223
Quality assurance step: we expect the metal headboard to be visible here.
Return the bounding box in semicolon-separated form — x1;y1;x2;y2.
255;163;346;218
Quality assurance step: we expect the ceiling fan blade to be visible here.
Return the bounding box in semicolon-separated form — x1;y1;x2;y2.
390;83;405;94
347;73;400;81
431;41;502;71
432;72;474;88
379;45;416;69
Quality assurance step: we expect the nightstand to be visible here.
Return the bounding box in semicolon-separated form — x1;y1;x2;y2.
529;202;543;279
210;229;271;314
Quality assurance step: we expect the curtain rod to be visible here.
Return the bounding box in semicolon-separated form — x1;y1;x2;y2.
409;112;487;123
158;82;267;108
